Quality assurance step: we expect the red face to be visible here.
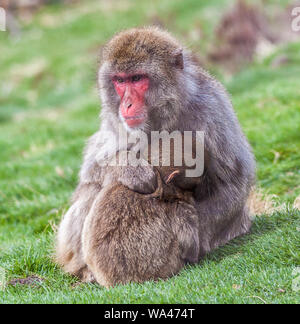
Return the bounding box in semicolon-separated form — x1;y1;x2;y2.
112;73;149;128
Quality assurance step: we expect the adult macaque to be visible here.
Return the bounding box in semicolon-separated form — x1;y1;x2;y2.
56;27;255;282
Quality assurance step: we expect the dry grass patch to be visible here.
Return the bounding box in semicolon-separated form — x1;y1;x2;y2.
293;195;300;211
247;187;285;217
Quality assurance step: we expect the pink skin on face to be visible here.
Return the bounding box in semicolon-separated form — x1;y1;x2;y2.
112;73;149;128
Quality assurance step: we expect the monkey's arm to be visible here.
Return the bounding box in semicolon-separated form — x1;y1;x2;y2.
79;130;157;194
172;204;200;265
117;164;157;194
194;141;255;256
95;149;157;194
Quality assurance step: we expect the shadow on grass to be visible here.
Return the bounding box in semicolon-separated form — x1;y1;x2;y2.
202;209;299;264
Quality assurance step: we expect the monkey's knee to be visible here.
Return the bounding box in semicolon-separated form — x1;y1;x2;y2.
56;246;86;278
56;230;86;277
55;230;74;268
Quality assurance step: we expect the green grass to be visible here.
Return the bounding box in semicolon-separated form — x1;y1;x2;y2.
0;0;299;304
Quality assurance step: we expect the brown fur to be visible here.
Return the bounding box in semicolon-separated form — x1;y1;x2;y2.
56;27;255;284
102;27;183;74
82;166;199;287
80;138;201;287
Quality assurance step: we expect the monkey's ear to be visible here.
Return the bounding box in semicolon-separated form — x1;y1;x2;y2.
172;49;184;70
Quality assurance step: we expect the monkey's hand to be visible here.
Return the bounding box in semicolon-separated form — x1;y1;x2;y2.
118;164;157;194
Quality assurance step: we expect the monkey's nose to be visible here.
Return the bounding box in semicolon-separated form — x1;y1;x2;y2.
127;103;132;109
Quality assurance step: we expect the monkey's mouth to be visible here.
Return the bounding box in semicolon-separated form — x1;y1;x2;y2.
124;115;145;128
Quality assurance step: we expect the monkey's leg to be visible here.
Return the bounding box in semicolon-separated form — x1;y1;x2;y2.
56;184;100;280
81;186;114;288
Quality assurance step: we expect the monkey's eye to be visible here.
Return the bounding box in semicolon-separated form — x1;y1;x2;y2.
116;77;125;83
113;76;125;84
131;75;143;83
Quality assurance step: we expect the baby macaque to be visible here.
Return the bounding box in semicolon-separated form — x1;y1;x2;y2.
81;144;200;287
